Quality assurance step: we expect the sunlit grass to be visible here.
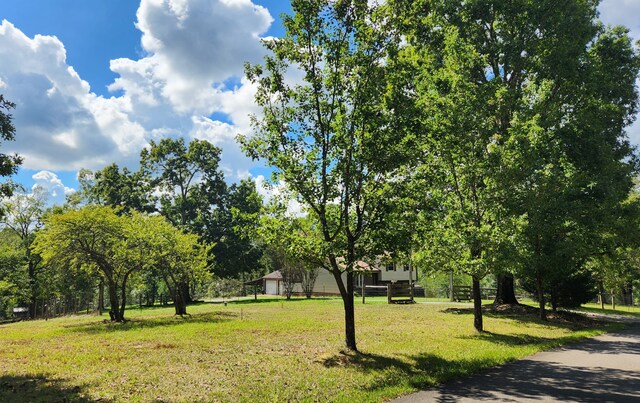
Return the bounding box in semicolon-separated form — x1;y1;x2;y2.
576;303;640;317
0;298;618;402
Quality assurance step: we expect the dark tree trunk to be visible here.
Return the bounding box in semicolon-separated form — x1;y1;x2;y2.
28;261;36;319
472;276;483;332
98;280;105;315
494;273;518;305
331;266;357;352
174;287;187;315
343;270;357;351
179;281;193;304
536;273;546;321
119;282;128;321
107;281;124;322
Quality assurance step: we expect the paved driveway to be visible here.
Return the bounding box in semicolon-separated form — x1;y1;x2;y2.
391;321;640;403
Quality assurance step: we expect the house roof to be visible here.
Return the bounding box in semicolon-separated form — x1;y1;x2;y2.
243;270;282;285
262;270;283;280
335;257;380;273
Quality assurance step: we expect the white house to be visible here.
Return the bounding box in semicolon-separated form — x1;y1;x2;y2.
253;259;417;297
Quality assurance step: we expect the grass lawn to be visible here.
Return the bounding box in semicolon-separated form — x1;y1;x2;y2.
575;303;640;317
0;297;619;402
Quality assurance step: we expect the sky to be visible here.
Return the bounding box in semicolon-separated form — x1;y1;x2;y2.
0;0;639;205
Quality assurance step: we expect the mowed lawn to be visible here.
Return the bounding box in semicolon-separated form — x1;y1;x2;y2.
0;298;617;402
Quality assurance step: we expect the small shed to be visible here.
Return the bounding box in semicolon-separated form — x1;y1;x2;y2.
12;307;29;320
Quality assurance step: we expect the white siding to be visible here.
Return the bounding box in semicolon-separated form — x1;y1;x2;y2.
379;264;417;282
265;279;280;295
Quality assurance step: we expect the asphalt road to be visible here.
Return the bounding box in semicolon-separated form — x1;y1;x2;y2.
391;320;640;403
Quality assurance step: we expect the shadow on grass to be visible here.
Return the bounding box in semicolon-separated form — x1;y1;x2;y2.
0;374;90;402
440;305;610;331
459;331;553;346
321;334;640;400
64;311;238;334
321;350;500;391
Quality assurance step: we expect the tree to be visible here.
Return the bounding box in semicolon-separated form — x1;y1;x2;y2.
300;265;320;298
141;138;226;303
393;0;637;325
211;179;264;282
0;186;47;318
0;95;22;199
137;214;210;315
141;138;226;231
32;206;138;322
0;229;28;318
241;0;407;351
72;164;153;213
504;24;640;319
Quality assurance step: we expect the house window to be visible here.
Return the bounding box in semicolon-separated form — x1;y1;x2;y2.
386;263;395;271
403;264;409;271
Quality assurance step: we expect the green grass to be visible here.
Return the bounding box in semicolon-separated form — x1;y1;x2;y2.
575;303;640;317
0;298;618;402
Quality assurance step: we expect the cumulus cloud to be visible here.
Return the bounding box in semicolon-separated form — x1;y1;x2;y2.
31;170;75;205
0;0;276;183
113;0;272;116
0;20;147;171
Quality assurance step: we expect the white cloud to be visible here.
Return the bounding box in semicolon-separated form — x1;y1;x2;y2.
254;175;305;217
116;0;273;115
0;20;147;171
0;0;276;183
31;170;75;205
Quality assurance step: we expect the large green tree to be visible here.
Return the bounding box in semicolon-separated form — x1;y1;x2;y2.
135;214;210;315
241;0;408;351
72;164;153;213
211;179;264;281
140;137;226;303
0;187;47;318
32;206;140;322
393;0;637;326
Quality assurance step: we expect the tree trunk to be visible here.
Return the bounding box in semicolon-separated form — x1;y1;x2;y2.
28;260;37;319
611;289;616;310
536;273;546;321
494;273;518;305
98;280;105;316
472;276;483;332
598;281;605;310
343;270;357;351
118;282;128;322
174;286;187;315
107;281;123;322
179;281;192;304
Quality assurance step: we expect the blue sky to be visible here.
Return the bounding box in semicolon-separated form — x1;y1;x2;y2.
0;0;639;205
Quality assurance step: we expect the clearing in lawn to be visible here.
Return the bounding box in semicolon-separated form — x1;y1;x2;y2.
0;298;618;402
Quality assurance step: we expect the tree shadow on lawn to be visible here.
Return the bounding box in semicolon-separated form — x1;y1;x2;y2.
321;350;502;391
440;305;611;331
64;311;238;334
0;374;91;403
321;349;640;400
